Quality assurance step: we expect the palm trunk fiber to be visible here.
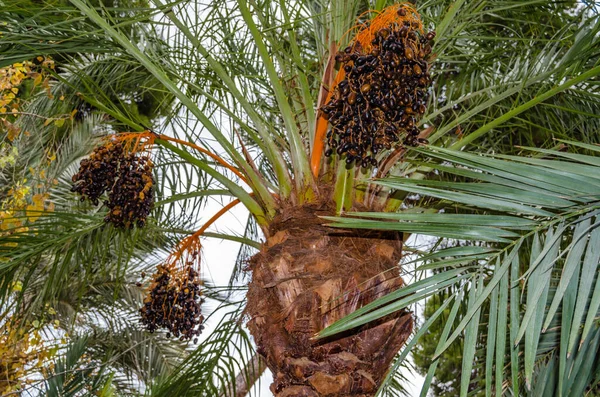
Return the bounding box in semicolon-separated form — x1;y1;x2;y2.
246;202;412;396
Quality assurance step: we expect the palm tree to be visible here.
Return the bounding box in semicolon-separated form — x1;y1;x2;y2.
1;0;600;396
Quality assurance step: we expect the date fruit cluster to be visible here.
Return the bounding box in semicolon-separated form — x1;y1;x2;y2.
139;255;205;342
71;140;154;228
322;9;435;167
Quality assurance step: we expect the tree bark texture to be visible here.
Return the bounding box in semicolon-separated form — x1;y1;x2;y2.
246;202;413;396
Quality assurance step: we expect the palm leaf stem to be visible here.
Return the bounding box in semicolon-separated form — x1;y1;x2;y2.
151;0;293;198
157;135;249;184
155;139;267;226
237;0;315;199
453;64;600;149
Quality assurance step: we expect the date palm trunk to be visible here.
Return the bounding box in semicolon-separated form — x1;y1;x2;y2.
246;201;412;396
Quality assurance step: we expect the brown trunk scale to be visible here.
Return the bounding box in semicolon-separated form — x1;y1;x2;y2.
246;201;413;396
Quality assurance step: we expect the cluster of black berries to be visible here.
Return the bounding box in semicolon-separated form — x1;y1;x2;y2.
321;15;434;167
71;141;154;228
71;142;124;206
105;153;154;228
139;260;205;342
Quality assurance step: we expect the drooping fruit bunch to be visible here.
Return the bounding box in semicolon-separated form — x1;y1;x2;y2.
321;4;435;167
71;137;154;228
139;238;205;341
71;141;124;206
105;153;154;228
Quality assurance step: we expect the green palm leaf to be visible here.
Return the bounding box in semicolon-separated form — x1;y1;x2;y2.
322;144;600;395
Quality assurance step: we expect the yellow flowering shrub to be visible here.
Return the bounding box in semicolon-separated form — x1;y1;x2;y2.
0;314;60;395
0;57;55;141
0;58;61;235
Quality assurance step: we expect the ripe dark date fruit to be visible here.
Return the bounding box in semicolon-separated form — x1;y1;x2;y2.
72;141;155;229
318;10;434;165
139;258;205;341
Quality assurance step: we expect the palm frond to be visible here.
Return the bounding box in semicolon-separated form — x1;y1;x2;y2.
147;304;255;397
43;336;114;397
322;143;600;394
